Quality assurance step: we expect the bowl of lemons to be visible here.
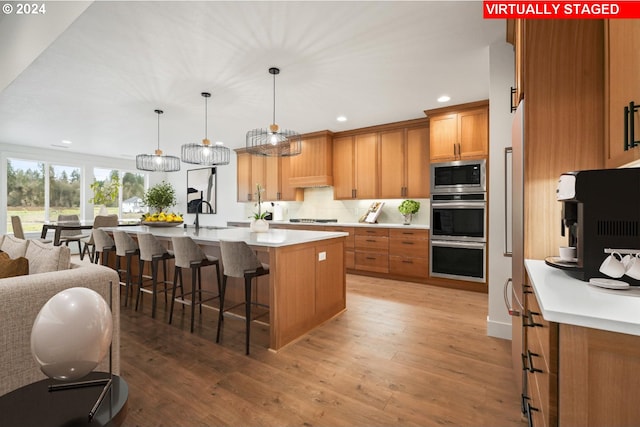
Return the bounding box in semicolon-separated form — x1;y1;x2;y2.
141;212;183;227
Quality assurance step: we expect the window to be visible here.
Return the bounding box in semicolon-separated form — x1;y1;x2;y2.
49;164;82;221
6;158;45;234
121;171;146;219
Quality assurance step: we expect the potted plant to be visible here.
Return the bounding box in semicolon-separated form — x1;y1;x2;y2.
142;181;177;214
250;183;269;232
398;199;420;225
90;174;120;215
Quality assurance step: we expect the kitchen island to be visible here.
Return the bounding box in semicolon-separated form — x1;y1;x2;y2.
111;226;347;351
524;260;640;426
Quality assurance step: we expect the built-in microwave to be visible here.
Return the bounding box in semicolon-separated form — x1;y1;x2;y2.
430;159;486;194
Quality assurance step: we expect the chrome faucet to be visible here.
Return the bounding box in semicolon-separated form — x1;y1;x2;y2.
194;200;213;230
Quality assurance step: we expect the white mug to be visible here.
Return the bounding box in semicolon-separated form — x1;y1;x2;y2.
625;254;640;280
559;246;576;261
599;252;626;278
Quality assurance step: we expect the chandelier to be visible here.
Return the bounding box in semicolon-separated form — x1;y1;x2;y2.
136;109;181;172
181;92;230;166
246;67;302;157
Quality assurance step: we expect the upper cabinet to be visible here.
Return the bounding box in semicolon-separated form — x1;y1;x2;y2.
235;149;303;202
507;19;525;108
605;20;640;168
333;119;429;200
426;101;489;162
289;131;334;187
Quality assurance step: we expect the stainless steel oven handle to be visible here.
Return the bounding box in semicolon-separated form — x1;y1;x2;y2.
431;240;486;249
431;201;486;209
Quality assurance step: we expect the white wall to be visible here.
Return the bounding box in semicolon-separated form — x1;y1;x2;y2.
487;41;515;339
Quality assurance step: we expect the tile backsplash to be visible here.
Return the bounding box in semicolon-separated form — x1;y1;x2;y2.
244;187;430;226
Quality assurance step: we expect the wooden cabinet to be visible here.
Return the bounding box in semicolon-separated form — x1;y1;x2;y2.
333;119;430;200
388;228;429;279
289;131;333;187
325;226;355;270
354;227;388;273
507;19;525;107
235;149;302;202
524;289;558;427
605;20;640;168
332;133;378;200
379;125;430;199
427;101;489;162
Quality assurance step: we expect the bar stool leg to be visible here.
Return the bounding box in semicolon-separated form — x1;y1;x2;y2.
169;267;181;325
162;259;168;306
151;258;159;319
245;275;252;355
136;258;144;311
125;252;134;308
216;275;227;343
190;266;199;333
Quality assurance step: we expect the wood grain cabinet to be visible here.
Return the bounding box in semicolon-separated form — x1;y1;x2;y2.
332;133;378;200
235;149;302;202
426;101;489;162
605;19;640;168
289;131;333;187
379;126;430;199
354;227;388;273
325;226;355;270
388;228;429;278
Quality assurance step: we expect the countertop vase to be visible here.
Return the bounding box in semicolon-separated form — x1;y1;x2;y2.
402;213;413;225
250;218;269;233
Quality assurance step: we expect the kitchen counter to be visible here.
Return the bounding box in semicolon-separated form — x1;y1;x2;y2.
524;259;640;336
228;220;430;230
110;225;347;351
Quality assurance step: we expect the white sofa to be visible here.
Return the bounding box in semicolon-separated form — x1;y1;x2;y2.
0;235;120;396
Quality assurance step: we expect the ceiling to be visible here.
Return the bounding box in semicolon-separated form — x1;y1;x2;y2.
0;1;505;160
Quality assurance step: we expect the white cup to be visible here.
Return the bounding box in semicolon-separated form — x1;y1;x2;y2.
559;246;577;261
625;254;640;280
599;252;626;278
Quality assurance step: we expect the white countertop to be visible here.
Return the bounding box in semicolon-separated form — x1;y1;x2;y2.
228;220;430;230
525;259;640;336
109;225;348;248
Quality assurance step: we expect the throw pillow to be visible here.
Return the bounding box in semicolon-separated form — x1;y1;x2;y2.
25;239;71;274
0;235;29;259
0;252;29;278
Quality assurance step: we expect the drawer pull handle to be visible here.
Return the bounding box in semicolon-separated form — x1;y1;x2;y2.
524;310;543;328
401;241;415;245
526;401;539;427
521;353;529;371
366;257;376;260
402;260;413;264
527;350;543;373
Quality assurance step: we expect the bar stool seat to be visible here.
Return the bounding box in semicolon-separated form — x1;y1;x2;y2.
136;232;175;318
169;236;222;333
113;230;140;308
92;229;116;266
216;240;270;355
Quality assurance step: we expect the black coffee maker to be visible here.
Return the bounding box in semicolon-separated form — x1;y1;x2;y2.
550;168;640;284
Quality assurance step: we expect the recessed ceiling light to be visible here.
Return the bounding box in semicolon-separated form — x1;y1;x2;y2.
437;95;451;103
336;115;347;122
61;139;73;145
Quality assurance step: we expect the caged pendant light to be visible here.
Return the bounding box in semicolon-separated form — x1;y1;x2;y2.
246;67;302;157
136;109;181;172
181;92;230;166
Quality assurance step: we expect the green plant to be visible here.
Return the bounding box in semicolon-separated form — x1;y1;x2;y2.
251;183;268;220
398;199;420;215
89;175;120;206
142;181;177;213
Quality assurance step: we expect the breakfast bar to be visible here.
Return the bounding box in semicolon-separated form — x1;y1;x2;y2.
110;225;347;351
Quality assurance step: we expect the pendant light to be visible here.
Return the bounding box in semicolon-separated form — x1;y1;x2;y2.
181;92;230;166
246;67;302;157
136;109;180;172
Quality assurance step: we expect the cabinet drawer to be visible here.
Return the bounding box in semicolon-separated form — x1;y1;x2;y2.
346;250;355;270
355;235;389;252
526;292;558;375
526;370;547;427
326;226;355;249
389;255;428;278
389;228;429;239
355;252;389;273
355;227;389;237
389;238;428;257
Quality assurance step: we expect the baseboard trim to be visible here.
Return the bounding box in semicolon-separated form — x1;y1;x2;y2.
487;316;512;340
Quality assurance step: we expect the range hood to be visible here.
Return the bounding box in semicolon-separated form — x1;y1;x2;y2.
289;130;333;188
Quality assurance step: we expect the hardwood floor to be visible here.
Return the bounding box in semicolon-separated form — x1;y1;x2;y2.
117;273;525;427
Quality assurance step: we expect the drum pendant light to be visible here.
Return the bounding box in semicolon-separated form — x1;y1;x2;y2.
181;92;230;166
136;109;181;172
246;67;302;157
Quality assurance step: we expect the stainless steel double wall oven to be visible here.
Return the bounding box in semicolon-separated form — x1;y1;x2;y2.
430;159;487;282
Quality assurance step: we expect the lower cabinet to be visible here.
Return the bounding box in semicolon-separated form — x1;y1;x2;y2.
354;227;389;273
327;226;355;270
388;228;429;278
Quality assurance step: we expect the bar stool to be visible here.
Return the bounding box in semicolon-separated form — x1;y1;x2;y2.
136;232;175;318
216;240;270;355
81;214;118;262
92;229;116;266
113;230;140;308
169;236;222;333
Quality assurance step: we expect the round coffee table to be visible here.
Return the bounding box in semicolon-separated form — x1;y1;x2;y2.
0;372;128;427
